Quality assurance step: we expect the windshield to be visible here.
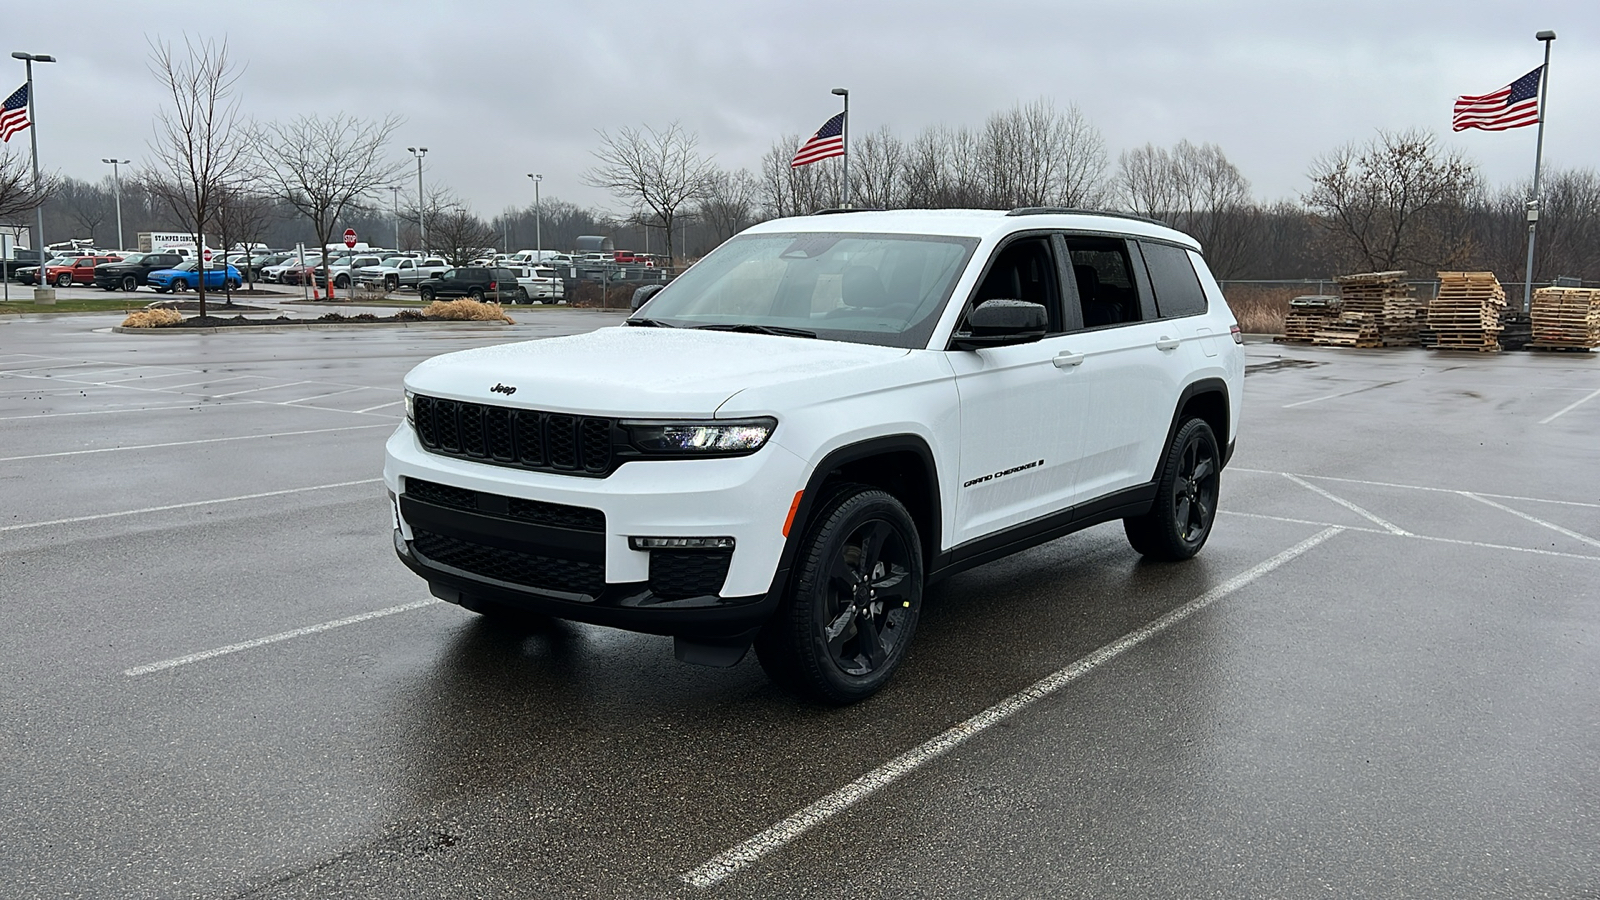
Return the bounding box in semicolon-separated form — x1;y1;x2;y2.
119;253;147;264
174;262;198;272
634;232;977;348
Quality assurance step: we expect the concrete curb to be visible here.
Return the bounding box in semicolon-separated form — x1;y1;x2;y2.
111;319;511;335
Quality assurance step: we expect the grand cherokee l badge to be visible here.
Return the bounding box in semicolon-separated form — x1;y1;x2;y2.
491;383;517;395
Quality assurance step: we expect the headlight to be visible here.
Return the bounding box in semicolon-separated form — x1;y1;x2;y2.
404;390;414;424
622;417;776;457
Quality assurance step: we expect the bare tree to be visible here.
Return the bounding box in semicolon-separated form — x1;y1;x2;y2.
697;167;759;245
759;134;834;218
216;186;277;291
0;148;56;226
141;35;251;316
584;122;713;265
1304;129;1478;272
58;180;110;247
424;194;498;266
982;99;1107;208
255;113;402;291
1118;140;1256;277
851;126;908;209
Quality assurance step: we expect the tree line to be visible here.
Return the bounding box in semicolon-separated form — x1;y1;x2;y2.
3;43;1596;291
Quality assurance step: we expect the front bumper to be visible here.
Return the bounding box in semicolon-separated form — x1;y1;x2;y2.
384;422;806;639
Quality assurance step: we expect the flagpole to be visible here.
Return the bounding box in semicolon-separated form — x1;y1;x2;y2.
832;87;849;208
11;53;55;302
1521;31;1556;316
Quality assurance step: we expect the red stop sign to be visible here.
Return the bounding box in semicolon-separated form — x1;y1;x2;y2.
203;248;213;262
343;229;357;249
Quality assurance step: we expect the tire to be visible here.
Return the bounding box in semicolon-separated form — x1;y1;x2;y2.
384;275;398;291
227;278;241;290
173;278;189;292
755;486;924;704
120;275;138;292
335;274;349;289
418;286;435;302
513;287;528;304
55;272;73;288
1124;418;1221;561
467;287;484;301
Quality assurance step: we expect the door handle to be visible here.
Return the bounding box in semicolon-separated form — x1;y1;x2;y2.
1155;336;1181;351
1053;351;1085;368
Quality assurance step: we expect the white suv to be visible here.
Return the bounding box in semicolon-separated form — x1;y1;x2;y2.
384;208;1244;703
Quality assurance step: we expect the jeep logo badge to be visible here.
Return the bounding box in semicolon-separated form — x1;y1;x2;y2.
491;383;517;395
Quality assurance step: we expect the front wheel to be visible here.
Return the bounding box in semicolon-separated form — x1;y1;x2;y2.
227;278;241;290
172;278;189;292
755;486;924;704
1124;417;1221;561
55;273;73;287
418;286;435;302
384;275;399;291
121;275;139;292
335;274;349;289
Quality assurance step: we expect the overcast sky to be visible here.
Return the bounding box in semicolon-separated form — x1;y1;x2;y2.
8;0;1596;222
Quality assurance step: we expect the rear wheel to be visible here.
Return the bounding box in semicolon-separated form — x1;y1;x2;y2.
335;274;349;289
513;287;528;304
467;287;484;301
755;486;923;704
1124;417;1221;561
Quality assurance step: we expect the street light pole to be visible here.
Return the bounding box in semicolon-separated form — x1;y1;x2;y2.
12;51;56;302
527;173;542;261
1521;30;1557;317
101;157;129;250
831;86;849;208
407;146;428;252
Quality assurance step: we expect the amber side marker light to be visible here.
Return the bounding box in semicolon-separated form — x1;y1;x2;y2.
782;491;805;537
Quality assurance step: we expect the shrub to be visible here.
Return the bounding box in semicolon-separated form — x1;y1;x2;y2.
121;308;184;328
1221;285;1294;335
423;299;513;323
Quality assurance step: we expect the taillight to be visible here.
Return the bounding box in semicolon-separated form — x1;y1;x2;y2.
488;281;497;290
1230;324;1243;344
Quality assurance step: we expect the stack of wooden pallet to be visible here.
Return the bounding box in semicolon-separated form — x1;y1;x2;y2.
1278;295;1340;344
1428;271;1505;352
1529;286;1600;350
1322;271;1421;348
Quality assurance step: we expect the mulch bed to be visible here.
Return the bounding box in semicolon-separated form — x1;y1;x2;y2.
167;311;432;328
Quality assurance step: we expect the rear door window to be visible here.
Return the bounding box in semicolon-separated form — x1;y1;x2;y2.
1138;241;1207;319
1064;237;1143;329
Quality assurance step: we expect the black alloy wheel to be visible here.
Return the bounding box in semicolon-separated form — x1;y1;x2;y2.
1124;417;1221;561
756;486;924;704
514;287;528;304
335;274;349;289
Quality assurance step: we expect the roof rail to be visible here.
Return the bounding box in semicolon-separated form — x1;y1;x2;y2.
1006;207;1170;227
810;207;885;215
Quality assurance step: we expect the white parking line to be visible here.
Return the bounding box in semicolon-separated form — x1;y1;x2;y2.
1232;468;1600;510
1282;380;1403;409
279;385;380;405
680;526;1345;889
123;599;442;677
1459;492;1600;550
1282;473;1411;535
0;403;217;421
354;399;402;413
0;423;392;463
1221;510;1600;563
1539;386;1600;425
0;478;381;533
211;380;310;397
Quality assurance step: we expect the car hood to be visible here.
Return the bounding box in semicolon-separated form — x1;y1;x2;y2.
405;325;911;417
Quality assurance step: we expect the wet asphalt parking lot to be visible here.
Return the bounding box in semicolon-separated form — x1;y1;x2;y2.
2;302;1597;899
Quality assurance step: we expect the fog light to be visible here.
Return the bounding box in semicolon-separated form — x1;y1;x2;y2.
629;536;736;551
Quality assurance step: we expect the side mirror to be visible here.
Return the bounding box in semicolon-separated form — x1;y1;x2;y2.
951;299;1048;350
631;283;664;311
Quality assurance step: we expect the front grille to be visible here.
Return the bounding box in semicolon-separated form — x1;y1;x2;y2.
413;529;606;596
404;478;605;533
649;550;733;600
413;395;617;476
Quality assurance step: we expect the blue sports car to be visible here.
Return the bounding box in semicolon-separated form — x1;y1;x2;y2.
146;261;243;293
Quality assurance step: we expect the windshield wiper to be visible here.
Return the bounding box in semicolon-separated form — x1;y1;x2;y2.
693;323;817;338
626;317;676;327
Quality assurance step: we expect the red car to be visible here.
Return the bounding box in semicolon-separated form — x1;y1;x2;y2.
613;251;648;264
45;255;122;287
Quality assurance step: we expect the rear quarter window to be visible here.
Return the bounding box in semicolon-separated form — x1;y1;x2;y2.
1139;241;1208;319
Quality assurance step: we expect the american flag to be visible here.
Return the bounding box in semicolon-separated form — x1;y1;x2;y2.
791;112;845;168
0;83;30;142
1453;66;1543;132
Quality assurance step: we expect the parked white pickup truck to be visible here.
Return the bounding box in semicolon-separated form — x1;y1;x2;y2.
507;265;565;302
358;255;450;291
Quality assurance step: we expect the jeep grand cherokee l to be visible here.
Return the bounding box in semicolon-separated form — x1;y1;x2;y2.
385;208;1245;703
